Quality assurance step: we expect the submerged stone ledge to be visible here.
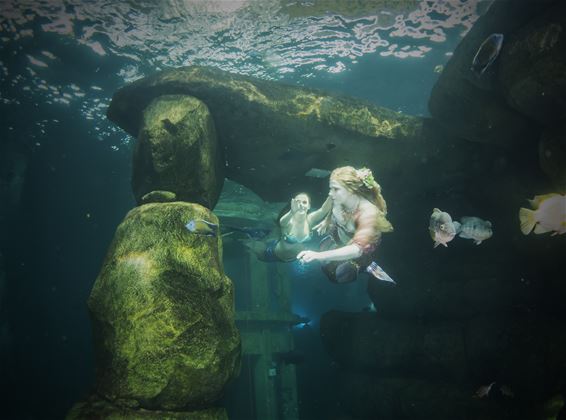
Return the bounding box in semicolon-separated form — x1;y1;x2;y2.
107;66;420;141
107;66;423;202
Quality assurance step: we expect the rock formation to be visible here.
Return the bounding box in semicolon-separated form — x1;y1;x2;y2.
132;95;224;208
70;202;240;419
429;0;565;190
107;65;422;203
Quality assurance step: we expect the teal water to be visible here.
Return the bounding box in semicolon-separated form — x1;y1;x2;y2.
5;1;563;420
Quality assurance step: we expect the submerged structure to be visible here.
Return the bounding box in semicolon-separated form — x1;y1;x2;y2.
106;65;421;204
68;0;565;415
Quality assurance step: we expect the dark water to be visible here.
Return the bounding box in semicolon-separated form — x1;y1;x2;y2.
1;1;564;419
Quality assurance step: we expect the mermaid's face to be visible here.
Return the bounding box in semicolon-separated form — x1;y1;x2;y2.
294;193;310;212
328;180;350;206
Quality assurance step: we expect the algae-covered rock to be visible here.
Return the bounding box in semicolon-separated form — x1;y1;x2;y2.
107;66;419;143
107;66;421;202
87;202;240;411
66;394;228;420
133;95;223;209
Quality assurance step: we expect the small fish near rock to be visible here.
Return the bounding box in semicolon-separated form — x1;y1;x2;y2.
185;219;218;237
471;33;504;77
141;190;177;204
474;382;514;399
429;208;461;248
519;193;566;236
221;225;272;240
458;216;493;245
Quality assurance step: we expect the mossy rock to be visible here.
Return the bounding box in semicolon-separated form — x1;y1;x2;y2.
87;202;240;411
107;66;421;202
133;95;223;209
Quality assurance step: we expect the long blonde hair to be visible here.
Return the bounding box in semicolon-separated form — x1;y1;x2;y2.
330;166;387;214
330;166;393;233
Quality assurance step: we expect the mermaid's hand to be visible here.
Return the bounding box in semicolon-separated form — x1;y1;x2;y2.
313;219;329;235
297;250;319;263
291;198;299;213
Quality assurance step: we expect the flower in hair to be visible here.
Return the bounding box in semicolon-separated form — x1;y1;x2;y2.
356;167;375;189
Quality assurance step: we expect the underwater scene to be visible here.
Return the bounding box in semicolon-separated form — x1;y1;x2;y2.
1;0;566;419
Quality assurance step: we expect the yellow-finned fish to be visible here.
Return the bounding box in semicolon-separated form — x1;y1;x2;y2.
185;219;218;237
519;193;566;236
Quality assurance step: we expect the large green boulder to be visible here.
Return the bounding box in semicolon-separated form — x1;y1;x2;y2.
87;202;240;411
133;95;223;209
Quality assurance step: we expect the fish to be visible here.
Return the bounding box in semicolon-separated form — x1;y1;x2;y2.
366;262;396;285
471;33;504;76
458;216;493;245
305;168;331;178
519;193;566;236
221;225;271;240
429;208;461;248
474;382;514;399
290;315;310;328
185;219;218;237
474;382;495;398
141;190;177;204
433;64;444;74
362;302;377;312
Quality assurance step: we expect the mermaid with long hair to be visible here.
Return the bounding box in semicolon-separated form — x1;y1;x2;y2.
297;166;393;283
244;192;332;262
